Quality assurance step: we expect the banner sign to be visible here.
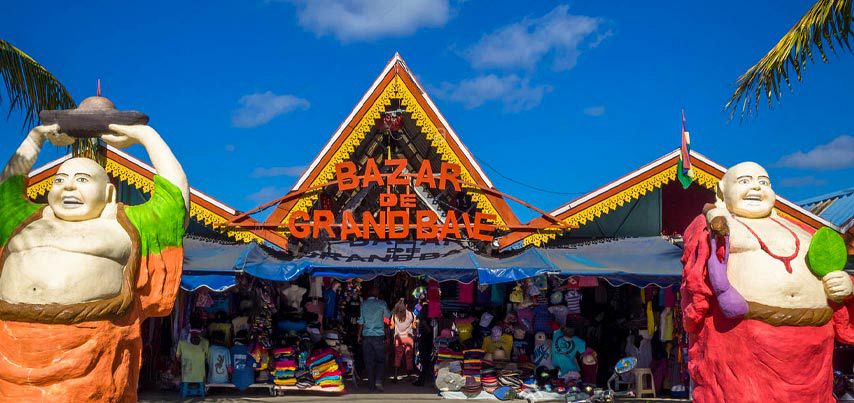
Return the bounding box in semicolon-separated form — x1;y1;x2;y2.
287;158;496;241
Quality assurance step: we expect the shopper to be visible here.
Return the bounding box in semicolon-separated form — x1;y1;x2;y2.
358;286;391;392
391;298;415;381
413;297;434;386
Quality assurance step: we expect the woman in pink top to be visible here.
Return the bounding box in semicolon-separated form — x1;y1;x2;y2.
391;298;415;381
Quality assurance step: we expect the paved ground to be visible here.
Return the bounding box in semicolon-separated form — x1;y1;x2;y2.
139;382;445;402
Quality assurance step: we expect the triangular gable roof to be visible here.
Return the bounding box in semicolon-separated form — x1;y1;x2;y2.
26;146;274;244
261;53;521;246
499;149;839;249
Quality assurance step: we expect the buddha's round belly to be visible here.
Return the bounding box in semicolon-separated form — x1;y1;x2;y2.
728;252;827;309
0;249;125;305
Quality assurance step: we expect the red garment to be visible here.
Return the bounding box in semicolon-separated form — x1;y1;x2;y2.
427;280;441;319
681;215;854;403
458;282;475;304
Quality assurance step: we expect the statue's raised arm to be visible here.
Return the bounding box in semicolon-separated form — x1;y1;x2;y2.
0;124;73;182
105;124;190;211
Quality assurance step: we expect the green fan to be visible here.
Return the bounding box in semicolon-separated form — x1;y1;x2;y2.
807;227;849;277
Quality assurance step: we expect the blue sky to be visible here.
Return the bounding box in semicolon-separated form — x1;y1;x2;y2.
2;0;852;221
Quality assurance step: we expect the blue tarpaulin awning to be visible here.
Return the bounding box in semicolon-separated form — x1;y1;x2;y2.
225;237;683;288
180;238;245;292
542;237;684;287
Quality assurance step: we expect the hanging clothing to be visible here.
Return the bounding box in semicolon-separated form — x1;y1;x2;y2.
660;308;674;341
646;301;655;336
309;277;324;298
637;334;653;369
565;290;582;314
551;330;586;376
177;340;208;383
427;280;441;318
458;282;475;304
207;344;232;384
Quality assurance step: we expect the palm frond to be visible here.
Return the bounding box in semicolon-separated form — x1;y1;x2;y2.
0;39;76;129
725;0;853;120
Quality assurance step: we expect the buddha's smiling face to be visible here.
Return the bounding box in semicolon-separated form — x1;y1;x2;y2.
720;162;776;219
47;158;113;222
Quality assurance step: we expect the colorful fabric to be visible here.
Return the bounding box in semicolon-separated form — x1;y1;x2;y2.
230;344;255;391
551;330;585;376
428;280;441;318
564;290;582;314
677;111;695;189
482;334;513;355
458;282;475;304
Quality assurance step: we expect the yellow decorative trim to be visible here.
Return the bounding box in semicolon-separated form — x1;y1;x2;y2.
105;159;154;193
26;158;259;243
26;176;53;199
694;168;719;190
523;165;683;247
281;74;508;230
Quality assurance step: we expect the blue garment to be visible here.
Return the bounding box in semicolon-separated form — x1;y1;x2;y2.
358;297;390;337
551;330;586;376
230;344;255;391
277;320;307;332
323;288;338;319
207;344;232;384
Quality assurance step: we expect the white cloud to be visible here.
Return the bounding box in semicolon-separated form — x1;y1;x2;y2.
246;186;291;203
589;29;613;49
464;4;601;71
231;91;310;128
286;0;450;42
431;74;552;112
251;165;307;178
775;135;854;170
584;105;605;117
777;176;828;188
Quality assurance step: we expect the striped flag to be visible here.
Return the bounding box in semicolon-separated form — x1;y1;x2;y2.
677;109;695;189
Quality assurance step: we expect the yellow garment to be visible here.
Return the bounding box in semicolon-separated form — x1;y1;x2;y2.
646;301;655;336
660;308;674;341
177;340;208;383
482;334;513;354
458;323;473;342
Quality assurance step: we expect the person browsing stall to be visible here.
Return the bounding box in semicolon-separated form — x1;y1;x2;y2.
358;286;391;392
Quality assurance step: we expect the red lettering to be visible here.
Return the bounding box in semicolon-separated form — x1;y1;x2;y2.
288;210;310;238
362;211;386;238
339;210;363;240
379;193;398;207
416;210;439;239
335;161;358;191
471;213;496;241
312;210;335;238
385;159;409;186
439;210;462;239
388;211;408;239
414;160;436;188
439;162;461;191
362;159;384;187
399;193;416;208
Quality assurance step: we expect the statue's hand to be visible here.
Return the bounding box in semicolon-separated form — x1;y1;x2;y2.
705;206;731;235
32;124;74;147
823;271;853;302
103;124;157;148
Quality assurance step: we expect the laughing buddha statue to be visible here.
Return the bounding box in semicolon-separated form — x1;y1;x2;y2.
0;119;188;401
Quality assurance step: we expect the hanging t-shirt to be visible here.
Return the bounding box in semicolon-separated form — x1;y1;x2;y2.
516;308;534;333
177;340;208;383
230;344;255;391
482;334;513;354
455;317;476;342
309;277;324;298
532;305;553;333
490;284;506;306
458;282;475;304
533;338;552;368
551;330;586;376
476;286;492;305
207;344;232;384
232;316;250;335
208;322;233;346
660;308;674;341
564;290;582;314
323;288;338;319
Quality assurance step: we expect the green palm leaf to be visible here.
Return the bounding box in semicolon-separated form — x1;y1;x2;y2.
0;39;75;128
726;0;853;120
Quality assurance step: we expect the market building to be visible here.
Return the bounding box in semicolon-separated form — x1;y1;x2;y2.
23;54;844;400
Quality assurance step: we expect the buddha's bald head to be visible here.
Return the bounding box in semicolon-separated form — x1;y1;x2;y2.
47;158;115;221
719;161;776;219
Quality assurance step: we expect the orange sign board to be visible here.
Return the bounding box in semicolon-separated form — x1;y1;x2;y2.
287;158;496;241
